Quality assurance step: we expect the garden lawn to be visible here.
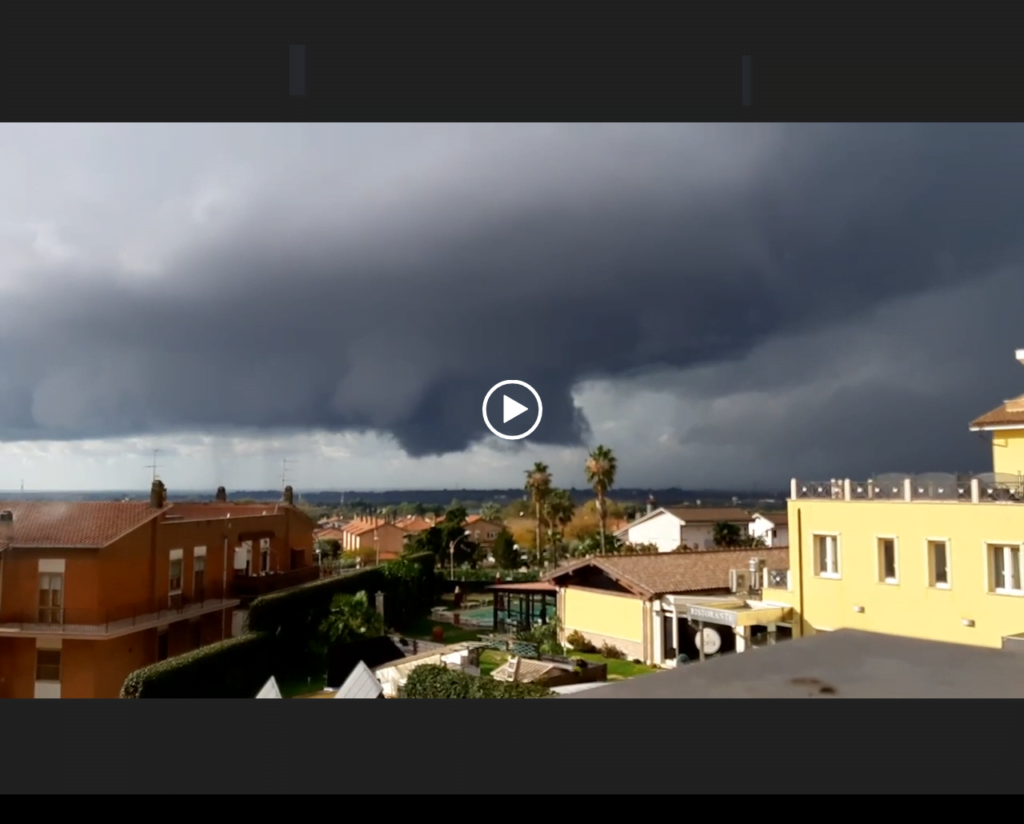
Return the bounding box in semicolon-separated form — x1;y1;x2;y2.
575;652;657;680
480;649;509;677
402;617;483;645
276;673;327;698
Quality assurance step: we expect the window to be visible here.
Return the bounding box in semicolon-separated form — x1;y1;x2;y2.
169;557;183;593
813;534;840;578
877;538;898;583
928;541;950;588
38;573;63;624
35;649;61;682
193;554;206;599
990;544;1023;593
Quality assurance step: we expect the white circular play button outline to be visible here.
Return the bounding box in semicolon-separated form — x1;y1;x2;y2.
482;380;543;441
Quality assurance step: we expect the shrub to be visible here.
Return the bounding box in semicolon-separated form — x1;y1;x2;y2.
400;664;552;699
600;642;626;660
566;630;597;653
120;632;276;698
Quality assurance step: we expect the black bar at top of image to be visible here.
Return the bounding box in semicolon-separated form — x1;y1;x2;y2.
290;45;305;96
0;699;1017;794
0;4;1021;123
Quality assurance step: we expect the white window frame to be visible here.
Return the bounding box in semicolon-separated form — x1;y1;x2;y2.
169;549;184;597
988;542;1024;596
876;535;899;584
812;533;841;579
926;538;951;589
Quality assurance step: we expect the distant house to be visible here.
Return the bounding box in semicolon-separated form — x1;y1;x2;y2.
748;512;789;547
614;507;752;552
545;548;791;666
465;515;503;550
339;517;407;562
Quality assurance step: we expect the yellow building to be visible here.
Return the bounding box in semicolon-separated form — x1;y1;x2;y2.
763;349;1024;649
545;548;791;666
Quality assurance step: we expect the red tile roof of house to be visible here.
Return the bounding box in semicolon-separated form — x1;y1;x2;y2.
544;547;790;598
0;500;170;548
970;396;1024;429
166;503;285;521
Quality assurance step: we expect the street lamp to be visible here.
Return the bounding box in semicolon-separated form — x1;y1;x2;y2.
449;532;468;579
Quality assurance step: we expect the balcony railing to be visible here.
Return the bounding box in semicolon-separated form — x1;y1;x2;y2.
0;582;236;635
792;473;1024;503
229;565;320;599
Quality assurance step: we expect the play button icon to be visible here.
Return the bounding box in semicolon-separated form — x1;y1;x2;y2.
483;380;543;441
503;395;528;424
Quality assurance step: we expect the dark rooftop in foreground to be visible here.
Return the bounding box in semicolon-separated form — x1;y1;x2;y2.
557;630;1024;698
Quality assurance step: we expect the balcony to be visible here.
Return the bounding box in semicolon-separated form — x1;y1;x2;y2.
0;584;240;638
791;473;1024;504
229;565;320;599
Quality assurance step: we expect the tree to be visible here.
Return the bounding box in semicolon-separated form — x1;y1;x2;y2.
479;502;502;522
525;462;552;567
315;538;341;560
712;521;744;548
318;591;385;653
585;445;618;555
492;528;519;569
544;489;576;566
405;506;479;570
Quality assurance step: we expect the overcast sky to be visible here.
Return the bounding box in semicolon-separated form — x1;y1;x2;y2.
0;123;1021;493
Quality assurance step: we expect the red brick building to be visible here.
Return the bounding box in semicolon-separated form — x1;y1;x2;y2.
0;482;317;698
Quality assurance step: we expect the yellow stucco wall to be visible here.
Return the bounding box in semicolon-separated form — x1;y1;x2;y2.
774;498;1024;648
991;429;1024;477
562;586;644;644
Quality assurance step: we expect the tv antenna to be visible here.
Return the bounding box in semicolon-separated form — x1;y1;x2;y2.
146;450;162;482
281;458;297;489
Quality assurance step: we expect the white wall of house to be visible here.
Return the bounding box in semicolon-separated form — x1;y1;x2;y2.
679;524;716;550
623;512;685;553
748;515;789;547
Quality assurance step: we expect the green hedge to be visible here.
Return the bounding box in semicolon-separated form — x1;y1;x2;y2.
120;553;438;699
247;552;436;638
120;632;276;698
400;664;552;699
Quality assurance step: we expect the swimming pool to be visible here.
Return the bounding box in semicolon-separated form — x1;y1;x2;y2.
460;605;552;626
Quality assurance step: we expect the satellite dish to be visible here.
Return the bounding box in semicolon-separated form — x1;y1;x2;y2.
695;627;722;655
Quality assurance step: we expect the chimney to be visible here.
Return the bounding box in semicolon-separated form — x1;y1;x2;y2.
283;485;294;505
150;480;166;508
215;486;227;502
647;494;656;515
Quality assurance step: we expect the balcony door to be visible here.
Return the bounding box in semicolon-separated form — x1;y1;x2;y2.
38;573;64;625
193;555;206;602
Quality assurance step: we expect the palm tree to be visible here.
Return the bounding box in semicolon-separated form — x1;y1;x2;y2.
584;445;618;555
525;462;552;568
544;489;576;566
480;502;502;522
712;521;743;548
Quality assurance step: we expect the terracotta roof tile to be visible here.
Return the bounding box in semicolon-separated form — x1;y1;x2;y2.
167;503;283;520
662;506;751;523
545;547;790;598
0;500;168;548
754;511;788;526
970;396;1024;429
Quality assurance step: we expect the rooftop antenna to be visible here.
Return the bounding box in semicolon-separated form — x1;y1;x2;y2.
146;450;162;482
281;458;297;490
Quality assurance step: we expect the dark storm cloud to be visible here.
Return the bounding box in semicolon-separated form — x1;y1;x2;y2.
2;123;1024;468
